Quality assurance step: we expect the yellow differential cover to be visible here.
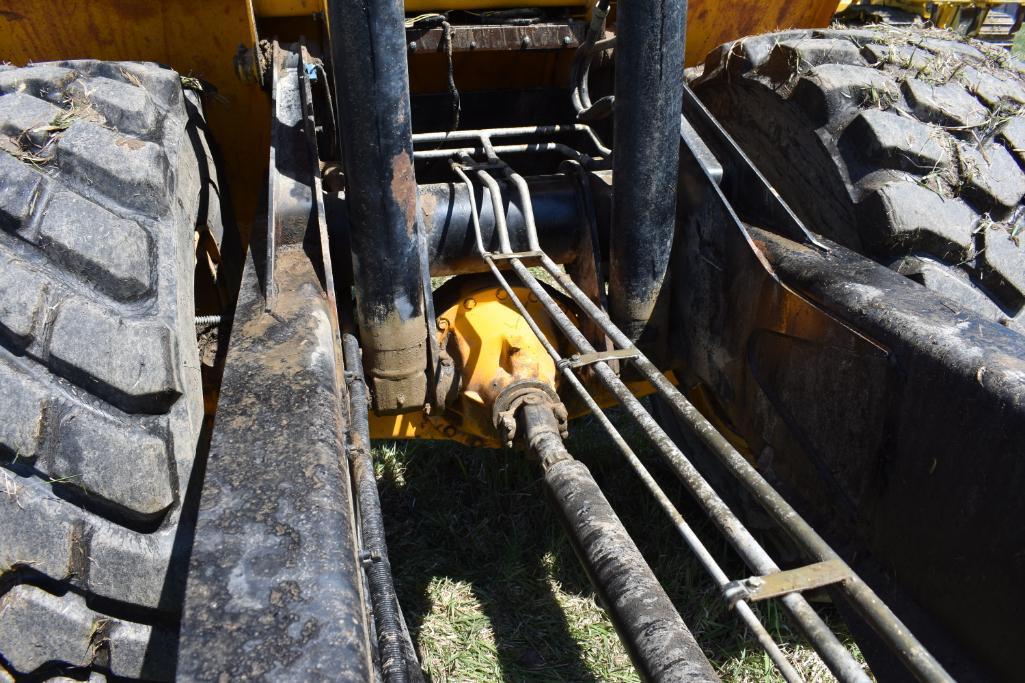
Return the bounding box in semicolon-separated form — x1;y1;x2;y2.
370;281;569;447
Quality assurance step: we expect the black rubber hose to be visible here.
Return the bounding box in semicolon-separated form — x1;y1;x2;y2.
342;331;410;683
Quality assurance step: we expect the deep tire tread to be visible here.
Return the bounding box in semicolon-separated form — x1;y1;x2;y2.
0;60;208;681
695;24;1025;332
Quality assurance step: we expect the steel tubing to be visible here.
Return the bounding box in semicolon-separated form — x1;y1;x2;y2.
529;252;951;683
486;160;938;674
414;142;597;164
453;161;800;682
472;160;869;681
412;123;611;156
521;404;719;682
608;0;687;344
506;256;870;683
341;331;410;683
328;0;428;414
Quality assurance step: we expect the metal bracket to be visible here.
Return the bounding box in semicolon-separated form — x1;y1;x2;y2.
561;348;639;369
454;159;507;172
486;250;544;261
723;559;853;608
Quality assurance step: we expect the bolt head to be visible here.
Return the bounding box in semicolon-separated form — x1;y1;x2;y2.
746;576;764;588
469;40;477;49
562;35;572;46
437;317;450;330
463;297;477;310
408;41;418;51
521;37;532;48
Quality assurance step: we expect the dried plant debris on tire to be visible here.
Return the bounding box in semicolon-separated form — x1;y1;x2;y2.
694;24;1025;333
0;59;214;681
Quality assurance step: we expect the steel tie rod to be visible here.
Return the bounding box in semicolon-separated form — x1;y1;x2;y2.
488;150;950;683
524;215;949;683
493;189;865;683
460;156;872;683
451;161;802;683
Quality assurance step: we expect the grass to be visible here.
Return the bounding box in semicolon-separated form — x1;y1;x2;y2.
376;410;866;682
1014;27;1025;57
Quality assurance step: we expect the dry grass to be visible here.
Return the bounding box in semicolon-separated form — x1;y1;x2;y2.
1014;26;1025;57
376;410;866;681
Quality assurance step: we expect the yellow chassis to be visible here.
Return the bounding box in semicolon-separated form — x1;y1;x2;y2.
0;0;835;447
0;0;841;241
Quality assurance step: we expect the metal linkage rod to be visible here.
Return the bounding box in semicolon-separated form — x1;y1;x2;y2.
412;123;611;156
451;162;800;683
529;247;950;683
471;147;949;683
342;332;410;683
454;154;871;682
414;142;596;163
505;247;870;683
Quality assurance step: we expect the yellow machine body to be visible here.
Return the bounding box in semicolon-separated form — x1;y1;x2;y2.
372;282;565;448
0;0;855;447
0;0;845;241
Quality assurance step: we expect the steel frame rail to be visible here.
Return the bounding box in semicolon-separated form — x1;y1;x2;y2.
410;127;954;683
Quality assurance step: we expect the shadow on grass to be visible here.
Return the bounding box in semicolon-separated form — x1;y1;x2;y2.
376;409;858;681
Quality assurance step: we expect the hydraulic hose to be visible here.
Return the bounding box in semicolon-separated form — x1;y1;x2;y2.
342;330;411;683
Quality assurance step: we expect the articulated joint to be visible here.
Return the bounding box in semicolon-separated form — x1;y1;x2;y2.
493;380;568;449
516;399;573;471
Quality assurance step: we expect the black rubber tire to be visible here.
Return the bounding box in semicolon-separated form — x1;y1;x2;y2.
0;61;216;680
693;25;1025;334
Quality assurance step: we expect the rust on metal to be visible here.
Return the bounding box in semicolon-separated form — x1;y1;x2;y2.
407;21;586;52
565;348;640;369
684;0;837;65
390;148;418;236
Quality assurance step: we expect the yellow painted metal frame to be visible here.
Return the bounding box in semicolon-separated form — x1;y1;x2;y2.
684;0;840;66
0;0;849;446
0;0;845;236
0;1;270;236
253;0;328;17
369;280;679;446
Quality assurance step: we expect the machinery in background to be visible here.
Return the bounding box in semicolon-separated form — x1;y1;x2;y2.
839;0;1025;46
